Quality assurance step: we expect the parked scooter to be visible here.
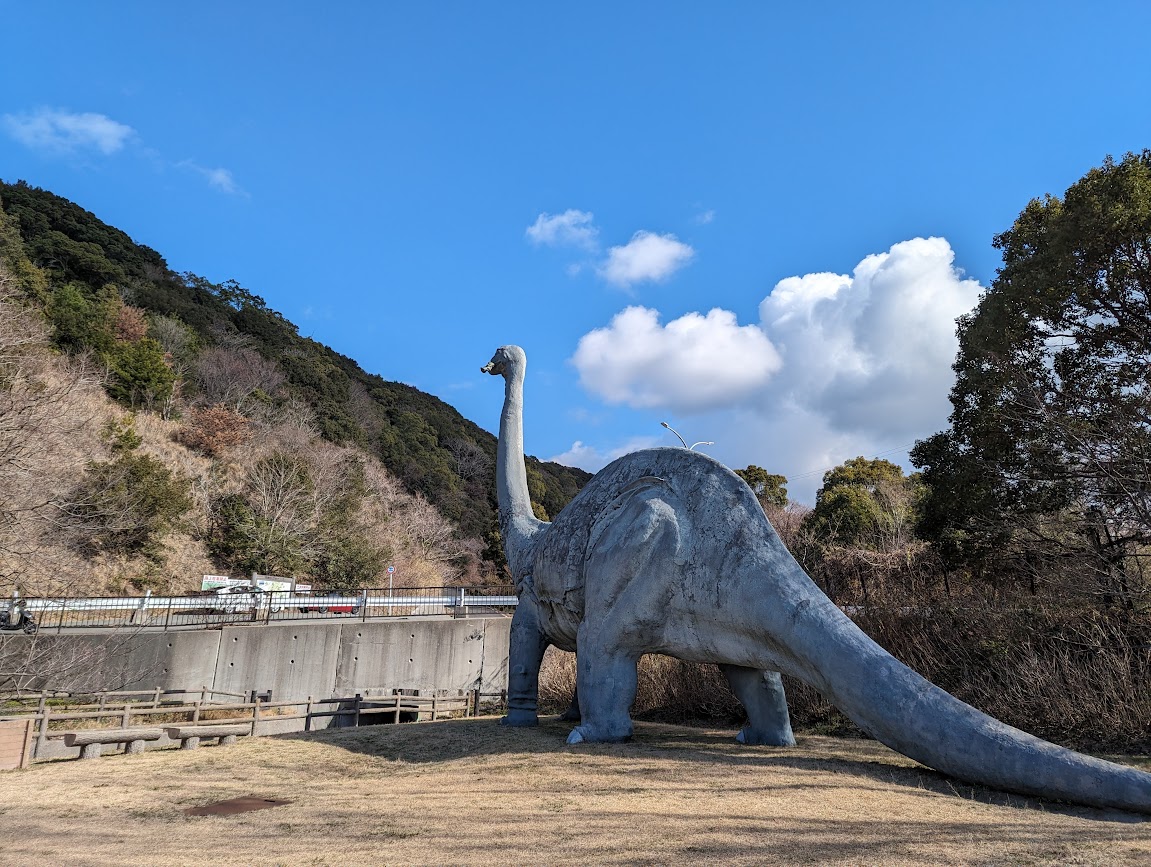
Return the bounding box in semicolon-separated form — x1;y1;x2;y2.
1;599;37;634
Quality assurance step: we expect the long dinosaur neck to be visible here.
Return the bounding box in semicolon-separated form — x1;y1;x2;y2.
497;361;543;577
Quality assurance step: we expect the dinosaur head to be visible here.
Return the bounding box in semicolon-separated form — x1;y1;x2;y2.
481;345;525;376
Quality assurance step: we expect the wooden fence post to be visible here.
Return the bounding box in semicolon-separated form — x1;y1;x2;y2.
305;696;314;732
35;710;50;760
21;717;34;768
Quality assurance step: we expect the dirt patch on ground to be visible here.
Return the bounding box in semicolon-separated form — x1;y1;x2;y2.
1;718;1149;865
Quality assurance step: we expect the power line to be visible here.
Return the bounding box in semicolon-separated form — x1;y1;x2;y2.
783;441;920;483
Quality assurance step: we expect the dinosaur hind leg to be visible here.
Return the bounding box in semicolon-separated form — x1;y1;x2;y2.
557;685;581;721
721;664;796;746
566;622;637;744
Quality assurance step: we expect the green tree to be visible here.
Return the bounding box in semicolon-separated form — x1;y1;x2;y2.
73;418;191;558
48;283;116;353
0;197;48;301
734;465;789;508
803;457;921;550
105;337;176;408
912;152;1151;606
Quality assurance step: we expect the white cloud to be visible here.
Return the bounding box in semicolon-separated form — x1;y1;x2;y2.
2;108;135;155
2;107;245;198
572;305;782;413
567;237;984;503
525;209;599;249
694;209;716;225
598;231;695;288
178;161;245;196
759;236;982;439
547;436;662;473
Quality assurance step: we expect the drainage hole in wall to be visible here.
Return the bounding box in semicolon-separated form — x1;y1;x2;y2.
411;633;415;639
233;636;238;642
408;658;413;663
293;635;298;640
357;632;362;638
354;656;358;661
229;662;234;667
167;643;172;648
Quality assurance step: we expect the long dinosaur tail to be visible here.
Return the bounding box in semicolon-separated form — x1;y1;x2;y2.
743;554;1151;813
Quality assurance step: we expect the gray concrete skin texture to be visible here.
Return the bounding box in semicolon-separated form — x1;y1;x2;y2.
483;344;1151;814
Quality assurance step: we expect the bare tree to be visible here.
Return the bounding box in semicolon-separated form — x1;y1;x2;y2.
193;346;284;414
447;438;492;483
0;268;105;596
346;380;384;439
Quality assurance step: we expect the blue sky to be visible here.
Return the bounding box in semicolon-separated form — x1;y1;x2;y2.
3;2;1149;503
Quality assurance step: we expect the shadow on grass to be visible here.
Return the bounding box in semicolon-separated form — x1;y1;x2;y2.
276;716;1150;825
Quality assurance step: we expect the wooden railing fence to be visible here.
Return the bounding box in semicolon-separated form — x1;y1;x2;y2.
0;687;510;767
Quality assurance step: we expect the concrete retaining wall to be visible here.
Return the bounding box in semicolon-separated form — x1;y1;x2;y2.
1;616;511;702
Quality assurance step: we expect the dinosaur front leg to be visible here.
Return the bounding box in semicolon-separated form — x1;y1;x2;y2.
566;620;637;744
720;664;796;746
501;595;549;727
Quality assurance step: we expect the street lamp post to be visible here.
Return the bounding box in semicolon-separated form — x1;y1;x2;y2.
660;422;714;451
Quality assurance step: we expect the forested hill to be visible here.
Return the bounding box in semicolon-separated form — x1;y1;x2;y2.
0;179;590;554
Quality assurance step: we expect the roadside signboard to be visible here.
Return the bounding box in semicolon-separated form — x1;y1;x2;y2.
201;575;311;593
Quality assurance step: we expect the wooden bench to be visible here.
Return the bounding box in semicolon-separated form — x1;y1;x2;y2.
164;724;251;750
63;728;164;759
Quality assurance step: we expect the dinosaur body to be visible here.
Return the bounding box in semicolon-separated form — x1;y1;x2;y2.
484;344;1151;814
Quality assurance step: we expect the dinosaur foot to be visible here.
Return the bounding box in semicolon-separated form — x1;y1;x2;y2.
499;709;539;727
565;724;632;745
735;725;796;747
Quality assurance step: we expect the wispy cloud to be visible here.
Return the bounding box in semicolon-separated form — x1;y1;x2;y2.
527;210;696;289
547;436;661;473
3;105;244;197
598;230;695;288
525;209;599;250
177;160;246;196
2;108;135;155
694;209;716;225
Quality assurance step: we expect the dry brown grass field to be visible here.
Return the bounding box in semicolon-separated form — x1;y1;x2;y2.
2;717;1150;866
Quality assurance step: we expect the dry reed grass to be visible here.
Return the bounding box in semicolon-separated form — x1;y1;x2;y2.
540;613;1151;751
1;717;1149;866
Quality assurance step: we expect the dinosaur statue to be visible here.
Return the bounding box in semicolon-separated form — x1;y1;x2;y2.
482;344;1151;813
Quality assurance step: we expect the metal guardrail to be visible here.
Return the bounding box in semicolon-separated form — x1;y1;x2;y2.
12;586;518;632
